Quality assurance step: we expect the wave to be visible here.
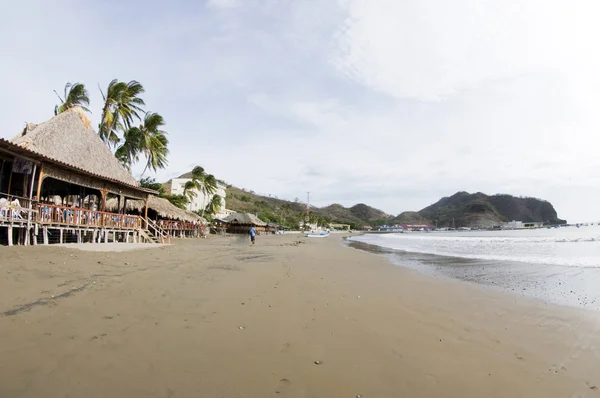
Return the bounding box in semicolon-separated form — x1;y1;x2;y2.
350;231;600;268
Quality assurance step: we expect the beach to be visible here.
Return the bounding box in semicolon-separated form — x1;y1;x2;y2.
1;234;599;397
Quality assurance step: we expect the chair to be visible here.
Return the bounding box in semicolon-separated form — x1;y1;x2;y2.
0;198;8;218
10;199;23;219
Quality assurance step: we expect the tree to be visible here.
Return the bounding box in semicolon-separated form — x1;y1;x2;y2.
162;194;188;210
54;82;90;115
138;177;165;194
99;79;145;147
183;180;197;203
204;194;223;217
184;166;219;216
115;112;169;174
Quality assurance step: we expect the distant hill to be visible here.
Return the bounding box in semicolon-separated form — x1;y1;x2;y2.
349;203;392;222
394;191;566;228
224;186;565;229
225;187;389;228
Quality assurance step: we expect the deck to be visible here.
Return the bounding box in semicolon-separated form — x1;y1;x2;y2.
0;202;146;246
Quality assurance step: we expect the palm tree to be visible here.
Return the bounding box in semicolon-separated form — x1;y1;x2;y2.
204;194;223;217
115;112;169;173
99;79;145;147
183;166;219;216
183;180;197;203
54;82;90;115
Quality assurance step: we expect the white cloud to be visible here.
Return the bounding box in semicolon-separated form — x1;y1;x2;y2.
2;0;600;222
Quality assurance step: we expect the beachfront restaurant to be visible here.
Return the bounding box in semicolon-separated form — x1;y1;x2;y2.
106;195;207;239
0;107;155;246
222;212;267;234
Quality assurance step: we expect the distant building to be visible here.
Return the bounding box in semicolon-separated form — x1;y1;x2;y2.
361;225;373;231
330;223;351;231
504;220;544;229
401;224;435;231
505;220;522;229
165;173;228;218
378;225;404;232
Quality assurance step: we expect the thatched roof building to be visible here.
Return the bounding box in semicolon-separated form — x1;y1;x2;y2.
223;212;266;226
11;107;137;187
106;195;205;223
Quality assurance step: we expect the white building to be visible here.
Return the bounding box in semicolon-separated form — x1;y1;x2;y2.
504;220;544;229
165;174;229;218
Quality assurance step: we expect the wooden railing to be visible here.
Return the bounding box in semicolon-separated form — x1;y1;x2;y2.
37;204;142;229
0;193;34;224
146;218;168;239
158;220;206;231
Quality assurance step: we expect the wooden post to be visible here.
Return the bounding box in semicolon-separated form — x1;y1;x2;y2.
7;225;13;246
25;163;37;247
59;229;63;244
77;230;82;243
35;165;44;201
104;230;108;243
43;227;48;244
0;159;4;191
144;197;149;228
7;168;13;196
100;189;108;212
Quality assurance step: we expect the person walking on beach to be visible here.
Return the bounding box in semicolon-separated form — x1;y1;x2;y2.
249;226;256;245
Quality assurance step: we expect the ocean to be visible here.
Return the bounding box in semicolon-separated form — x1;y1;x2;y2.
348;226;600;311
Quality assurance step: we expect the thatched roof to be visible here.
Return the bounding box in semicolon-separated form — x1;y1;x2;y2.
105;195;206;223
11;107;138;187
223;212;266;226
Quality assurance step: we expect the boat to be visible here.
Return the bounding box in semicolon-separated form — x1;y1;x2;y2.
304;231;329;238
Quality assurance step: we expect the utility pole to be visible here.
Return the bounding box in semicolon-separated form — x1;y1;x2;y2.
305;192;310;231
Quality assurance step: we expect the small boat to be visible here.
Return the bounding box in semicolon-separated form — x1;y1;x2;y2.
304;231;330;238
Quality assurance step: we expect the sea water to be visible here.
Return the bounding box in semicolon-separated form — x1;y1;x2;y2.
348;226;600;310
350;226;600;268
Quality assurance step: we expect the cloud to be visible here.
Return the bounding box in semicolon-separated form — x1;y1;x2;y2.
2;0;600;222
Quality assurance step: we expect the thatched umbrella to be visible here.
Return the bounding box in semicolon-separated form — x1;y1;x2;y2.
11;107;137;187
106;195;205;223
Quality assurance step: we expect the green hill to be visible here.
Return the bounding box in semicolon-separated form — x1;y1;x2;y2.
224;186;565;229
225;187;388;229
391;191;566;228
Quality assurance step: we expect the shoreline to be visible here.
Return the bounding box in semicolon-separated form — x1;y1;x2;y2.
1;234;599;397
347;233;600;312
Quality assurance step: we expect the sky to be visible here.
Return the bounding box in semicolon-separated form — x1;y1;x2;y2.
2;0;600;223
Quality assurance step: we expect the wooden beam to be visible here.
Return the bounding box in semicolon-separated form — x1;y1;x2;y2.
7;167;13;195
25;163;37;247
7;225;12;246
144;197;149;228
0;159;4;191
99;188;108;212
35;164;44;201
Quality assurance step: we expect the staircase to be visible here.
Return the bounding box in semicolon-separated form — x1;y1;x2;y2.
141;218;168;244
139;229;161;244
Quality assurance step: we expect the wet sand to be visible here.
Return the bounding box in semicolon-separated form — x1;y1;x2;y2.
348;239;600;311
1;234;599;397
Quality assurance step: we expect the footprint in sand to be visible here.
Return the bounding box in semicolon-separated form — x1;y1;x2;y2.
274;378;291;395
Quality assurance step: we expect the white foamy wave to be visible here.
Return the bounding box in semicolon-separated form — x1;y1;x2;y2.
350;226;600;268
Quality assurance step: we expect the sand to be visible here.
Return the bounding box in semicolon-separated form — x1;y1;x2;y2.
1;234;599;397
